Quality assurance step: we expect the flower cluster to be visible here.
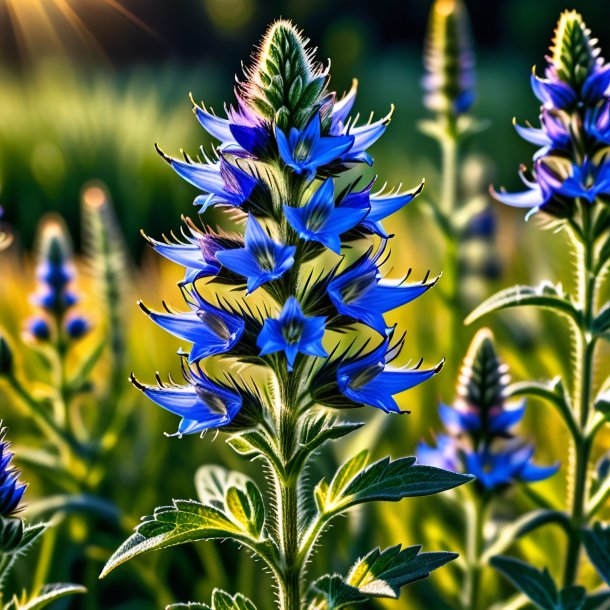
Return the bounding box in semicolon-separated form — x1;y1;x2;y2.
418;329;558;490
0;424;26;518
133;20;441;435
28;217;89;343
494;10;610;217
423;0;476;117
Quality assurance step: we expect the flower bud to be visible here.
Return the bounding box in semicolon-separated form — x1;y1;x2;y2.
241;19;329;129
551;10;597;90
423;0;476;116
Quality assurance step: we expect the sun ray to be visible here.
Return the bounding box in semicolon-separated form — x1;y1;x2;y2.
2;0;161;62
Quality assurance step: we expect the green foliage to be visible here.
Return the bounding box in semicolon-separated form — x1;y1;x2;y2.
168;589;257;610
314;450;472;516
4;584;86;610
310;545;457;609
100;494;278;579
465;282;579;326
582;523;610;586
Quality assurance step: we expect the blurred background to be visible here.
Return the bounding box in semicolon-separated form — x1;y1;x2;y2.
0;0;608;609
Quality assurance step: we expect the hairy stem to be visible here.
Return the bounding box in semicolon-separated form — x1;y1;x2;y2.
564;204;596;587
463;493;488;610
274;379;301;610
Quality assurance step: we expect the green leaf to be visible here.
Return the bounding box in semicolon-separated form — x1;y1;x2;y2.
491;556;558;610
100;500;257;578
583;591;610;610
311;545;457;609
209;590;257;610
583;523;610;585
481;510;570;563
167;590;256;610
195;466;265;538
315;454;473;515
5;584;86;610
559;587;587;610
465;283;579;326
593;304;610;337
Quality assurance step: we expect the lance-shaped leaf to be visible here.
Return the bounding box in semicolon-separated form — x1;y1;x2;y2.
491;556;558;610
314;450;473;515
583;523;610;586
100;496;276;578
5;584;86;610
168;589;257;610
311;545;457;609
465;282;579;326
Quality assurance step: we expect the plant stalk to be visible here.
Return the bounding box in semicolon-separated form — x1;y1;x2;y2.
463;492;488;610
563;203;596;587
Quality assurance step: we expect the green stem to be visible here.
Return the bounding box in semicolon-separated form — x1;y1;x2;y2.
275;393;301;610
463;493;488;610
563;205;596;587
439;114;464;362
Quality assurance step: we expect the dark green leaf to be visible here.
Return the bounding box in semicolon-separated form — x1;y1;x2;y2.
559;586;587;610
491;556;557;610
315;453;473;514
311;545;457;608
583;523;610;586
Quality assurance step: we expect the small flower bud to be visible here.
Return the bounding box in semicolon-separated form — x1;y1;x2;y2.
551;10;598;90
241;19;330;129
65;315;89;340
423;0;476;116
28;317;51;342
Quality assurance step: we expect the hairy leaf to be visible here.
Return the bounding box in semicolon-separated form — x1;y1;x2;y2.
100;499;274;578
5;584;86;610
315;453;473;515
311;545;457;608
168;590;257;610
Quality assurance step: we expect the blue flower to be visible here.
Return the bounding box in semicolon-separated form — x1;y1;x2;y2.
284;178;367;253
417;435;459;472
65;315;89;340
0;425;26;517
142;223;243;285
29;217;88;342
464;446;559;490
131;365;242;437
336;109;393;165
328;249;438;335
585;100;610;144
159;152;258;213
192;96;270;157
340;180;424;237
275;114;354;179
419;329;558;492
337;339;443;413
216;215;296;293
494;12;610;216
139;288;245;363
257;297;327;371
438;401;526;436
